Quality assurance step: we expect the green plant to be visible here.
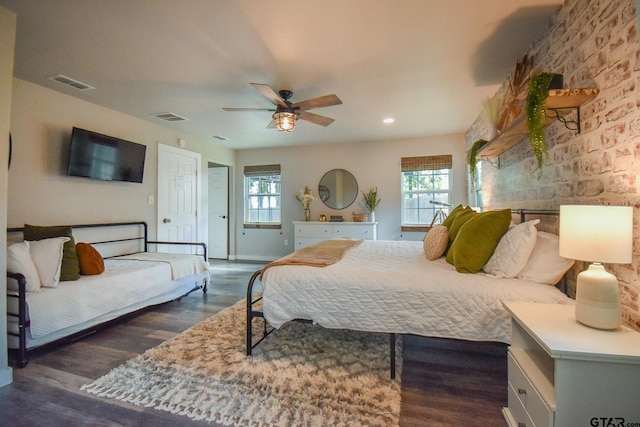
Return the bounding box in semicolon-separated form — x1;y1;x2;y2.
361;187;381;212
526;72;555;170
468;139;488;183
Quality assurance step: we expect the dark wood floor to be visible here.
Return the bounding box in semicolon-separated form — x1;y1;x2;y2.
0;260;508;426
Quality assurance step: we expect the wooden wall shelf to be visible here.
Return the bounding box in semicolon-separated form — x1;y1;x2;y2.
476;88;599;159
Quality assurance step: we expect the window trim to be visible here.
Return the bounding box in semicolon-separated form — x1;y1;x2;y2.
400;155;453;227
243;164;282;227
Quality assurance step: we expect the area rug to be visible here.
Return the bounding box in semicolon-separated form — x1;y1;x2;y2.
82;299;402;426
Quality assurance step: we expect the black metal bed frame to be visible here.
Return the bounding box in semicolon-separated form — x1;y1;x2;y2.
245;209;562;380
6;221;208;368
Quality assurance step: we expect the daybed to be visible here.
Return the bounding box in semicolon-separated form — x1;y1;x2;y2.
6;221;210;367
247;209;576;378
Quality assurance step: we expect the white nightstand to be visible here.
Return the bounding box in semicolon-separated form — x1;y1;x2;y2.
502;302;640;427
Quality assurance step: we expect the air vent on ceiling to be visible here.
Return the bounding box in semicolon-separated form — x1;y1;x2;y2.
152;112;188;122
48;74;95;91
212;135;228;141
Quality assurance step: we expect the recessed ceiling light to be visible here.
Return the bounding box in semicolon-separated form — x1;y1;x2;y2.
383;118;395;124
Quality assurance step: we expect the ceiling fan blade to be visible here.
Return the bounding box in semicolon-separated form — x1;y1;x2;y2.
298;111;335;127
222;107;275;112
250;83;288;108
292;94;342;111
266;119;277;129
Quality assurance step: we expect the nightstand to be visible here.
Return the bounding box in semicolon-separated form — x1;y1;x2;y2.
502;302;640;427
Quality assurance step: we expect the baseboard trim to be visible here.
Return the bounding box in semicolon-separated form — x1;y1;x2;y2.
0;366;13;388
235;255;279;262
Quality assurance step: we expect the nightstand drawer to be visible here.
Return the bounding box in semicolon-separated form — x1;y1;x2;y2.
506;383;536;427
508;352;553;427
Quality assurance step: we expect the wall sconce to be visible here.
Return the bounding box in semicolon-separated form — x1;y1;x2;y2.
273;111;296;132
559;205;633;330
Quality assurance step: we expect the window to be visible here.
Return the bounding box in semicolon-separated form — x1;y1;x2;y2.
244;164;281;228
401;155;452;226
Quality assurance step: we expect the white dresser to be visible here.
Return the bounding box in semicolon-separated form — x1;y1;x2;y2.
293;221;377;250
502;302;640;427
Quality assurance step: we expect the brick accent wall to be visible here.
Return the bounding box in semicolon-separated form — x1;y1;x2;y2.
465;0;640;330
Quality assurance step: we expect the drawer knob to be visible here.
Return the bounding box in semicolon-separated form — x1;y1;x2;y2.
517;388;527;395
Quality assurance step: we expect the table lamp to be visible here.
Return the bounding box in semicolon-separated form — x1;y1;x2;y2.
559;205;633;330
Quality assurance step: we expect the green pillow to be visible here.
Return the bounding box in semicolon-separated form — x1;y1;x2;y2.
445;209;511;274
24;224;80;281
447;207;476;243
441;204;464;229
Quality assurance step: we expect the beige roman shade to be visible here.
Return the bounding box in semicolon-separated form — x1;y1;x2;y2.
401;155;452;172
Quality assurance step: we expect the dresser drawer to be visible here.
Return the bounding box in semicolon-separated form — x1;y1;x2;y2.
294;223;331;237
294;237;325;249
332;224;374;239
508;352;554;427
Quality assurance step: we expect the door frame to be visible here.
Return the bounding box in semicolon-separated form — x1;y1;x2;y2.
157;143;202;244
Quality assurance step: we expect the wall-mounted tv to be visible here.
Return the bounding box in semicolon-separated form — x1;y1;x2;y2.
66;127;147;183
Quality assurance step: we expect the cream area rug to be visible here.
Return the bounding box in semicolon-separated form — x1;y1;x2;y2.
82;299;402;426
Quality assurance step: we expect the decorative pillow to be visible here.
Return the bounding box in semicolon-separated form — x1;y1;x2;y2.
441;204;464;229
423;225;449;260
24;224;80;281
483;219;540;278
446;209;511;274
28;237;70;288
76;242;105;275
447;207;477;244
517;231;575;285
7;241;41;291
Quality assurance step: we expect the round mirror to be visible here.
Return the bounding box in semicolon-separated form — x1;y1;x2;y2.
318;169;358;209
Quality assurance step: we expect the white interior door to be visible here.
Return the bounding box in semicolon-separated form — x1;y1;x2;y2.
208;166;229;259
157;144;201;253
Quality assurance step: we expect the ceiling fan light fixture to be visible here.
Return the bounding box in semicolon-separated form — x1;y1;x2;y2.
273;111;296;132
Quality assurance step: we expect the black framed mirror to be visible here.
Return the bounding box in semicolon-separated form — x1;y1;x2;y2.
318;169;358;209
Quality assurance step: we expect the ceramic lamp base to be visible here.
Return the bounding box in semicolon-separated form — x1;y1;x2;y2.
575;263;621;330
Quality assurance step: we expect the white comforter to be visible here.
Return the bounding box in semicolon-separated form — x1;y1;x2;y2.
262;240;572;343
26;257;207;339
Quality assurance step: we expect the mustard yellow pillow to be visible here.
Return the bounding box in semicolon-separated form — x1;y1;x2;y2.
447;207;477;243
76;243;105;275
445;209;511;274
441;204;464;229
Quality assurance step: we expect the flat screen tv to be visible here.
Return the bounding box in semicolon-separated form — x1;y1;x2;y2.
67;127;147;183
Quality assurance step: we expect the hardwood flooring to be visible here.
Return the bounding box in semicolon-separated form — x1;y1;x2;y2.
0;260;508;426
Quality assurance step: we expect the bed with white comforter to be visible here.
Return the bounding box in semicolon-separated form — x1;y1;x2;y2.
260;240;572;344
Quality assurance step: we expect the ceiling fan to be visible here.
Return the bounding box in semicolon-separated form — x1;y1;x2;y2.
223;83;342;132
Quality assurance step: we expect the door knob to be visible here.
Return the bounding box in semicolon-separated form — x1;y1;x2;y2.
163;218;171;223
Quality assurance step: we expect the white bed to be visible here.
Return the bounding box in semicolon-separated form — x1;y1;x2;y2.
260;240;572;344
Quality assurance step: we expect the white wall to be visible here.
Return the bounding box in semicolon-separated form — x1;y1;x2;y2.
8;79;235;243
235;134;467;260
0;5;16;387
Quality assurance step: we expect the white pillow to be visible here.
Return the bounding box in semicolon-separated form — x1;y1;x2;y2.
28;237;70;288
423;225;449;260
516;231;575;285
484;219;539;278
7;241;41;292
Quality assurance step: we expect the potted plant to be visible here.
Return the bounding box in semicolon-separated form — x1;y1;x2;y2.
467;139;488;183
526;71;557;170
361;187;381;222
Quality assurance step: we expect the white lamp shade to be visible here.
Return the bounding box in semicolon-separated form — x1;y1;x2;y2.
559;205;632;264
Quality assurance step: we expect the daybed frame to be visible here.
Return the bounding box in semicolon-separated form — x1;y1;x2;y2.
245;209;564;379
6;221;208;367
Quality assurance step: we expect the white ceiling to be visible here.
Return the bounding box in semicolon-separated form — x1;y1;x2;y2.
0;0;562;149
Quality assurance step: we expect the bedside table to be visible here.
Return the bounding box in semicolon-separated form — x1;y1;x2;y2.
502;302;640;427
